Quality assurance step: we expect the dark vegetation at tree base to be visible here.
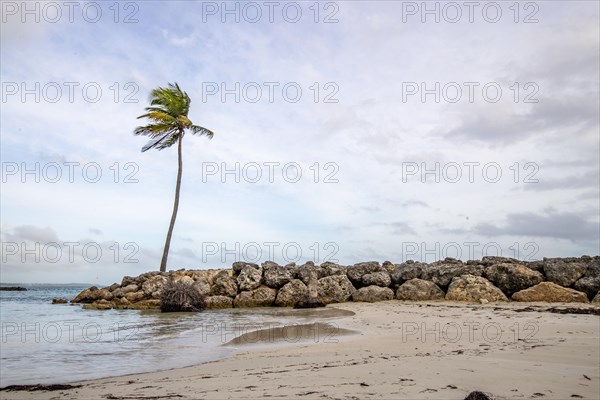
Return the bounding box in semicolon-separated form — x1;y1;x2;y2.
464;391;492;400
160;280;206;312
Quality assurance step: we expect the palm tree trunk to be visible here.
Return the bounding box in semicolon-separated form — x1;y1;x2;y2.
160;132;183;272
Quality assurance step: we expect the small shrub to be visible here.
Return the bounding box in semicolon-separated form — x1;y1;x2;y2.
160;280;206;312
464;391;491;400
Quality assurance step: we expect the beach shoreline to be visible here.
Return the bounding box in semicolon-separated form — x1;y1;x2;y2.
2;301;599;400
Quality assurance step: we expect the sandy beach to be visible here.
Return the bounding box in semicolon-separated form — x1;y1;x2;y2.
2;301;599;400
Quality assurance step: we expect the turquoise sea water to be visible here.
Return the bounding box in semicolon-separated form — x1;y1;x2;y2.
0;285;337;387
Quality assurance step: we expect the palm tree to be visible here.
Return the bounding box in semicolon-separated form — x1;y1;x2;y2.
134;83;214;272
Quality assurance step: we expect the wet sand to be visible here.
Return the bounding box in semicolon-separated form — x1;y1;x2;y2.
2;301;599;399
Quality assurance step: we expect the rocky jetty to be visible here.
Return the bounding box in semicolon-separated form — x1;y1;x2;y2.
71;256;600;310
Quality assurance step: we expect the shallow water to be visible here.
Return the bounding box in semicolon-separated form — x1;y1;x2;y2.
0;285;351;386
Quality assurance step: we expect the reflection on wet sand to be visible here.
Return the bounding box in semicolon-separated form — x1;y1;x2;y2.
225;322;356;346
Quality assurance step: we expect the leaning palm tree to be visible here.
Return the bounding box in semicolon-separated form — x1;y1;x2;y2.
134;83;214;272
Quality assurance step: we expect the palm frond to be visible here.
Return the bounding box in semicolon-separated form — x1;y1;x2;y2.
141;132;171;152
190;125;214;138
134;82;213;151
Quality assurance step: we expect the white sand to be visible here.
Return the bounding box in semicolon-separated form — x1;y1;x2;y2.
2;301;599;399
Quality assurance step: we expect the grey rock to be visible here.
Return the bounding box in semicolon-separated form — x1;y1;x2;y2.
141;275;168;299
232;261;260;274
261;261;280;270
296;265;325;284
212;276;238;297
275;279;308;307
362;271;391;287
347;261;384;286
480;256;521;266
421;263;484;288
112;284;139;298
233;286;277;307
173;275;194;285
237;266;263;291
318;275;355;304
205;295;233;309
484;263;544;296
320;262;347;277
264;266;293;288
121;275;138;287
524;260;545;273
544;258;588;287
512;282;588;303
71;286;99;303
573;259;600;300
352;286;394;302
446;275;508;302
396;279;445;301
193;279;212;297
390;262;426;284
124;290;145;303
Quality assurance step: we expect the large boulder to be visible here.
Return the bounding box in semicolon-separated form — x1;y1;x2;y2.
112;284;139;298
95;288;114;301
396;278;445;301
275;279;308;307
573;259;600;299
121;275;138;287
480;256;521;266
212;275;238;297
205;295;234;309
71;286;99;303
127;299;161;310
512;282;589;303
317;275;355;304
346;262;384;286
233;286;277;307
390;262;426;284
124;290;146;303
193;280;211;297
173;275;195;285
592;292;600;304
82;299;113;310
525;260;545;273
352;286;394;302
319;262;347;278
382;260;395;273
232;261;260;274
543;258;588;287
295;261;325;284
237;266;263;291
483;263;544;296
264;266;294;288
420;262;485;288
446;275;508;302
362;271;391;287
261;261;280;269
141;275;168;299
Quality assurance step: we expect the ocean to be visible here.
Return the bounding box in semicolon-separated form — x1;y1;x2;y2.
0;285;340;387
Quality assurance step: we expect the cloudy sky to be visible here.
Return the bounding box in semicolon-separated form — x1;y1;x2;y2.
1;0;598;284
